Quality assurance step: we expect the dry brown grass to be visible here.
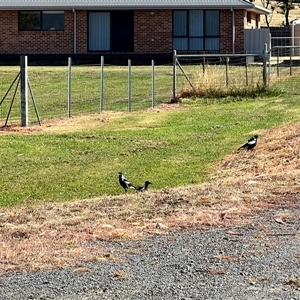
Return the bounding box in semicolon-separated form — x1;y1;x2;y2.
285;277;300;287
209;268;227;275
0;119;300;274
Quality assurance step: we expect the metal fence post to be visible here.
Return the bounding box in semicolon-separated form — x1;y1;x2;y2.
151;59;155;108
100;56;104;112
225;56;229;88
289;49;293;76
245;57;248;86
277;48;280;77
67;57;72;118
100;56;104;111
128;59;132;112
20;55;28;127
262;43;268;88
173;50;177;101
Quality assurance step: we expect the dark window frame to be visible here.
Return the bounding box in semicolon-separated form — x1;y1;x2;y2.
18;10;65;31
172;9;220;51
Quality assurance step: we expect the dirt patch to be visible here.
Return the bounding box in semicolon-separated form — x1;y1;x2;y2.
0;103;183;135
0;119;299;274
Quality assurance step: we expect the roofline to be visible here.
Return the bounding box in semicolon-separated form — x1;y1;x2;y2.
0;4;271;14
248;4;271;15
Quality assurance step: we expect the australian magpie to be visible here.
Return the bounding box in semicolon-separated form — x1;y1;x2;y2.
137;181;152;192
238;135;259;151
118;172;136;192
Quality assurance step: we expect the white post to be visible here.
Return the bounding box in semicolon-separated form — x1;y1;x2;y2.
151;59;155;108
100;56;104;112
20;56;28;127
262;43;268;88
173;50;177;101
67;57;72;118
128;59;132;112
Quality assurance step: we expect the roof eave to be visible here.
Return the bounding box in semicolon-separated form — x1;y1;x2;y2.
0;4;272;13
247;5;271;15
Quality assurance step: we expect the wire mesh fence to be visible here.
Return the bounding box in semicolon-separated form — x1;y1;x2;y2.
0;68;21;125
269;45;300;95
1;47;300;126
70;64;101;115
173;53;265;98
0;59;174;125
174;48;300;98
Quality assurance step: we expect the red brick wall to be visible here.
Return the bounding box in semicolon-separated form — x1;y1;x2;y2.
134;10;172;53
235;10;246;53
76;10;87;54
0;9;247;55
220;9;245;53
0;10;75;54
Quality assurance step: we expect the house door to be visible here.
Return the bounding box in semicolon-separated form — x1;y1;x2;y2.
111;11;134;52
88;11;134;52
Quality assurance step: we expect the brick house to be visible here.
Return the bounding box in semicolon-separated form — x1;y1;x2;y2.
0;0;270;62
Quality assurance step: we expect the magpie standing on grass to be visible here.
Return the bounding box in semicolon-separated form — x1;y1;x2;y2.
137;181;152;192
118;172;136;192
238;135;259;151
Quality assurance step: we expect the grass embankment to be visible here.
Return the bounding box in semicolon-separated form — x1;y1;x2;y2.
0;63;300;273
0;93;298;207
0;102;300;273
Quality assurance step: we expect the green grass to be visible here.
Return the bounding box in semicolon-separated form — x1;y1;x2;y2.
0;64;300;207
0;63;268;124
0;91;300;207
0;65;175;123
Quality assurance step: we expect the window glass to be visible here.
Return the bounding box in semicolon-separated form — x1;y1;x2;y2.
42;11;64;30
205;11;219;36
189;10;203;37
19;11;40;30
173;11;187;36
173;10;220;51
205;38;220;50
190;38;204;50
173;38;188;50
19;11;64;31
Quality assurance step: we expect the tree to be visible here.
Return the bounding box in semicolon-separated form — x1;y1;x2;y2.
275;0;295;26
260;0;276;27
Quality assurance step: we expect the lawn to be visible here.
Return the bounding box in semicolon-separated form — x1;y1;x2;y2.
0;91;299;207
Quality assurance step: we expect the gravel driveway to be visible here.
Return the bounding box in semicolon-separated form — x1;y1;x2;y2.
0;203;299;300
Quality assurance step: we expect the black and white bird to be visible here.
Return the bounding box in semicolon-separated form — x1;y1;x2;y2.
238;135;259;151
137;181;152;192
118;172;136;192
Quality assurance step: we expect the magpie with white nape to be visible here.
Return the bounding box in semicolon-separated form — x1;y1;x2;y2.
238;135;259;151
118;172;136;192
137;181;152;192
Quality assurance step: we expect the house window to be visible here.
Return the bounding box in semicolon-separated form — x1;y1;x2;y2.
247;12;252;24
19;11;64;31
173;10;220;51
88;11;134;52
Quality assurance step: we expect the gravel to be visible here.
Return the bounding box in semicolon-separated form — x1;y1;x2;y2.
0;204;299;300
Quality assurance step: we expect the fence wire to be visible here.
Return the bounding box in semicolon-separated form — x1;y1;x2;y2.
269;46;300;95
1;48;300;126
0;60;174;125
174;55;264;97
